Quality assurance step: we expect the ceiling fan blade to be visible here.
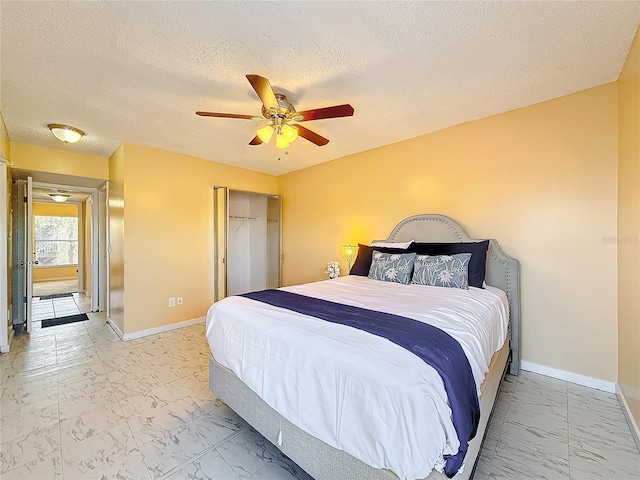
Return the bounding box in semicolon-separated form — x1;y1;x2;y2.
296;104;354;122
196;111;255;120
246;74;280;112
296;125;329;146
249;135;263;145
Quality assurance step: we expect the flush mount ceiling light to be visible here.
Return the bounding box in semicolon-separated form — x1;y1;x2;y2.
49;192;70;203
47;124;84;144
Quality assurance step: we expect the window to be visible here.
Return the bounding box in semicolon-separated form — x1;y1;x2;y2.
34;215;78;266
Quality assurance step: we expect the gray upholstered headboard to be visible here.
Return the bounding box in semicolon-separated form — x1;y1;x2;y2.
374;214;521;375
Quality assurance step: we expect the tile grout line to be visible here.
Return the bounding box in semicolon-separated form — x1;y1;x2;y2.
156;444;218;480
54;338;64;480
156;426;249;480
105;334;166;480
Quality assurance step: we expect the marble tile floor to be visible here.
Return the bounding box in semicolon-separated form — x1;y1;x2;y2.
0;317;638;480
31;293;91;322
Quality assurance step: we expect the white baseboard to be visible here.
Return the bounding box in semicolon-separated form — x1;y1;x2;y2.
520;360;616;393
106;317;124;340
106;316;205;341
616;384;640;451
1;328;14;353
112;316;206;342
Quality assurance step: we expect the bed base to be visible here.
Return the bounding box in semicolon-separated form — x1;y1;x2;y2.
209;340;509;480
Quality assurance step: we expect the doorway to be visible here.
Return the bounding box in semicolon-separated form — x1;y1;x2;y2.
213;187;282;301
31;197;90;322
31;200;81;297
9;171;109;336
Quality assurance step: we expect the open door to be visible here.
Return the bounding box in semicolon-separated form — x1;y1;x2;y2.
213;187;228;302
11;176;34;334
0;164;9;351
98;182;108;314
26;177;34;333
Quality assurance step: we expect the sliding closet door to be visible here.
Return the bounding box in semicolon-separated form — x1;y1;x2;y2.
213;187;228;302
266;195;281;289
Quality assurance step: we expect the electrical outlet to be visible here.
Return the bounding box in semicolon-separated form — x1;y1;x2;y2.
177;296;183;306
168;297;176;307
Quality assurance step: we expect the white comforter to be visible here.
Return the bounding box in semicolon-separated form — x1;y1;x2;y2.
206;276;508;480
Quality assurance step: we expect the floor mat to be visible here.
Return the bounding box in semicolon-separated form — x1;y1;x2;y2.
38;293;74;300
41;313;88;328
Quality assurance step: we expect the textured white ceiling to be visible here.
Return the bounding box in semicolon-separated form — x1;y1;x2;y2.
1;1;639;175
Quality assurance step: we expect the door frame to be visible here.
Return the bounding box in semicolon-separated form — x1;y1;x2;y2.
0;165;8;352
212;186;282;300
98;182;109;316
26;177;33;333
31;181;106;313
213;186;229;302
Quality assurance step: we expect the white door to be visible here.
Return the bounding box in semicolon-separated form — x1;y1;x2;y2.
25;176;34;333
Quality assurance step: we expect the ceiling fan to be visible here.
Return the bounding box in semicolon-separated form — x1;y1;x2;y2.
196;74;354;149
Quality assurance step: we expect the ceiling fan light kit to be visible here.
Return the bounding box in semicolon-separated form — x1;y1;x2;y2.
47;124;84;144
256;122;299;149
196;74;354;150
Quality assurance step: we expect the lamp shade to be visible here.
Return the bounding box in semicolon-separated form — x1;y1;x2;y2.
256;125;274;143
341;244;358;268
49;193;70;203
275;134;290;149
281;124;299;142
48;124;84;144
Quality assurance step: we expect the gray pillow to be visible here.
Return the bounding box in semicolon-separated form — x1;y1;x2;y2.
411;253;471;289
368;251;417;285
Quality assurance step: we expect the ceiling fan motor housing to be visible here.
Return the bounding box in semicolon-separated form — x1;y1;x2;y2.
262;94;296;119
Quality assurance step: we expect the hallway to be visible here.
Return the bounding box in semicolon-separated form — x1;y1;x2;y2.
32;293;91;322
31;279;91;322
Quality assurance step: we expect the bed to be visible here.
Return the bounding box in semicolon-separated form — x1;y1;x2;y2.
206;214;521;480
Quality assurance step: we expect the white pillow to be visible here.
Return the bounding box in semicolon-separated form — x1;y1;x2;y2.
368;240;414;249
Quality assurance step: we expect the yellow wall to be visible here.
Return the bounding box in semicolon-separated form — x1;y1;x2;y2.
32;203;79;282
0;113;9;162
33;266;77;282
10;143;108;179
108;144;125;332
121;143;277;334
617;29;640;428
278;83;619;383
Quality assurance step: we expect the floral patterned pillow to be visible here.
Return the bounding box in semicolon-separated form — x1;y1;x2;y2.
368;251;417;285
411;253;471;289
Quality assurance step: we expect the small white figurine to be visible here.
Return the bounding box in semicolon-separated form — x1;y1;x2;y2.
325;260;341;279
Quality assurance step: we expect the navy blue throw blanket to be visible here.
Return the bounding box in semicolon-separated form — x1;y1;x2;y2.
241;289;480;478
